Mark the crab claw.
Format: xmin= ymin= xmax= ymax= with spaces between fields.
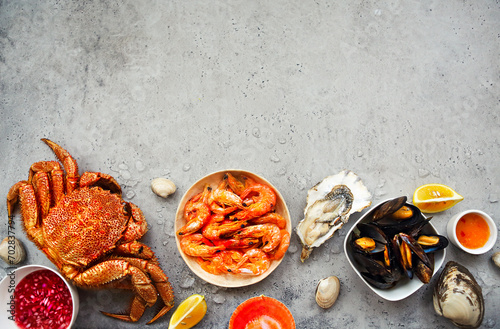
xmin=41 ymin=138 xmax=79 ymax=193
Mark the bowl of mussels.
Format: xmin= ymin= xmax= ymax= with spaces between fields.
xmin=344 ymin=196 xmax=448 ymax=301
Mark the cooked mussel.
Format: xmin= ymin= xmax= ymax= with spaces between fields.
xmin=370 ymin=196 xmax=407 ymax=222
xmin=373 ymin=203 xmax=429 ymax=237
xmin=417 ymin=235 xmax=449 ymax=253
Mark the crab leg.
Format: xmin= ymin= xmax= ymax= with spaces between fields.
xmin=31 ymin=172 xmax=51 ymax=219
xmin=7 ymin=182 xmax=44 ymax=247
xmin=71 ymin=259 xmax=158 ymax=322
xmin=112 ymin=257 xmax=175 ymax=324
xmin=7 ymin=181 xmax=27 ymax=219
xmin=28 ymin=161 xmax=65 ymax=204
xmin=41 ymin=138 xmax=79 ymax=194
xmin=80 ymin=172 xmax=122 ymax=195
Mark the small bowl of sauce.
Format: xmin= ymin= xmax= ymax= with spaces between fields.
xmin=447 ymin=210 xmax=497 ymax=255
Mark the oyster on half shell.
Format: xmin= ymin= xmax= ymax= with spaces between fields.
xmin=296 ymin=170 xmax=372 ymax=262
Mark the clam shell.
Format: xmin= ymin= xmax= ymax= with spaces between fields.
xmin=315 ymin=276 xmax=340 ymax=309
xmin=151 ymin=178 xmax=176 ymax=198
xmin=0 ymin=237 xmax=26 ymax=265
xmin=433 ymin=261 xmax=484 ymax=329
xmin=492 ymin=251 xmax=500 ymax=269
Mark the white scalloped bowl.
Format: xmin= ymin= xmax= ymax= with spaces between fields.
xmin=344 ymin=197 xmax=446 ymax=301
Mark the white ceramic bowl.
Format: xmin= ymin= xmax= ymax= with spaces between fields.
xmin=344 ymin=197 xmax=446 ymax=301
xmin=0 ymin=264 xmax=79 ymax=329
xmin=446 ymin=209 xmax=497 ymax=255
xmin=175 ymin=169 xmax=291 ymax=288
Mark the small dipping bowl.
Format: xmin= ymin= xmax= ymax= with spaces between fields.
xmin=447 ymin=210 xmax=497 ymax=255
xmin=0 ymin=264 xmax=79 ymax=329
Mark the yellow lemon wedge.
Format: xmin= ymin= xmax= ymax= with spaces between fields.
xmin=412 ymin=183 xmax=464 ymax=213
xmin=168 ymin=294 xmax=207 ymax=329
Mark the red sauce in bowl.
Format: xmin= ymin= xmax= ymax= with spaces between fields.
xmin=456 ymin=213 xmax=490 ymax=249
xmin=14 ymin=269 xmax=73 ymax=329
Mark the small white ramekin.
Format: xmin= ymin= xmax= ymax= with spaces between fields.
xmin=447 ymin=210 xmax=497 ymax=255
xmin=0 ymin=264 xmax=79 ymax=329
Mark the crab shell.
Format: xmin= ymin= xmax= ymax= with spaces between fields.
xmin=296 ymin=170 xmax=372 ymax=261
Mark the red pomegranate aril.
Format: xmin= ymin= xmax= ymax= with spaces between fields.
xmin=14 ymin=269 xmax=73 ymax=329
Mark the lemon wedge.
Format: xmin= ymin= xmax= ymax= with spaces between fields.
xmin=412 ymin=183 xmax=464 ymax=213
xmin=168 ymin=294 xmax=207 ymax=329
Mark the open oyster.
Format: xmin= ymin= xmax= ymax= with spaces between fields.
xmin=433 ymin=261 xmax=484 ymax=329
xmin=296 ymin=170 xmax=372 ymax=262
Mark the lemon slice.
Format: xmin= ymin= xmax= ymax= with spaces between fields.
xmin=168 ymin=294 xmax=207 ymax=329
xmin=412 ymin=183 xmax=464 ymax=213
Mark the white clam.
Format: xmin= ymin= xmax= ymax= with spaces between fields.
xmin=0 ymin=237 xmax=26 ymax=265
xmin=492 ymin=251 xmax=500 ymax=269
xmin=315 ymin=276 xmax=340 ymax=309
xmin=433 ymin=261 xmax=484 ymax=329
xmin=151 ymin=178 xmax=176 ymax=198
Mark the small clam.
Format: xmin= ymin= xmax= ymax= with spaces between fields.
xmin=151 ymin=178 xmax=176 ymax=198
xmin=0 ymin=237 xmax=26 ymax=265
xmin=315 ymin=276 xmax=340 ymax=309
xmin=492 ymin=251 xmax=500 ymax=269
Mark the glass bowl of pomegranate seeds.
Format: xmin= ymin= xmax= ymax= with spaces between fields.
xmin=0 ymin=265 xmax=79 ymax=329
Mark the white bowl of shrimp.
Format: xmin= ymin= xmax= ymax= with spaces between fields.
xmin=174 ymin=170 xmax=292 ymax=288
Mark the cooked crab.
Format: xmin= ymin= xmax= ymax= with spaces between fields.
xmin=7 ymin=139 xmax=174 ymax=323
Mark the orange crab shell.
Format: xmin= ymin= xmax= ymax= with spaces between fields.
xmin=44 ymin=187 xmax=128 ymax=267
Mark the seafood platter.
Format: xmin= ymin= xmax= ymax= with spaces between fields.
xmin=174 ymin=170 xmax=292 ymax=288
xmin=0 ymin=139 xmax=493 ymax=329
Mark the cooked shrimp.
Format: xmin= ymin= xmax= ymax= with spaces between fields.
xmin=235 ymin=249 xmax=270 ymax=275
xmin=177 ymin=201 xmax=211 ymax=236
xmin=268 ymin=230 xmax=290 ymax=260
xmin=232 ymin=184 xmax=276 ymax=220
xmin=232 ymin=223 xmax=281 ymax=253
xmin=213 ymin=250 xmax=244 ymax=273
xmin=180 ymin=234 xmax=225 ymax=257
xmin=209 ymin=178 xmax=245 ymax=208
xmin=250 ymin=212 xmax=287 ymax=229
xmin=202 ymin=214 xmax=248 ymax=240
xmin=209 ymin=203 xmax=239 ymax=215
xmin=225 ymin=173 xmax=246 ymax=196
xmin=212 ymin=237 xmax=260 ymax=249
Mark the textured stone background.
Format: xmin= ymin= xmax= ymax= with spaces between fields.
xmin=1 ymin=0 xmax=499 ymax=328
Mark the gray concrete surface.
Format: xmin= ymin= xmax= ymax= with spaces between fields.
xmin=1 ymin=0 xmax=499 ymax=328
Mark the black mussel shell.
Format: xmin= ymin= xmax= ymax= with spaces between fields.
xmin=360 ymin=271 xmax=398 ymax=290
xmin=399 ymin=233 xmax=433 ymax=268
xmin=357 ymin=223 xmax=388 ymax=244
xmin=414 ymin=254 xmax=434 ymax=284
xmin=371 ymin=196 xmax=407 ymax=222
xmin=374 ymin=204 xmax=429 ymax=237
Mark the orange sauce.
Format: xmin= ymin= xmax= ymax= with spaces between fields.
xmin=456 ymin=213 xmax=490 ymax=249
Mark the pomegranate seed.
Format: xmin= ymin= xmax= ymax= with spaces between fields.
xmin=14 ymin=270 xmax=73 ymax=329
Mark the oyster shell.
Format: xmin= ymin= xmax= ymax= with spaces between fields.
xmin=315 ymin=276 xmax=340 ymax=309
xmin=433 ymin=261 xmax=484 ymax=329
xmin=296 ymin=170 xmax=372 ymax=261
